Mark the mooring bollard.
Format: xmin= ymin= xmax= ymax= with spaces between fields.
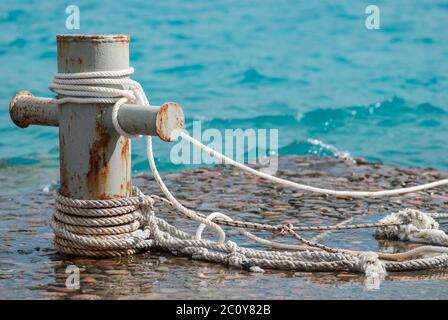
xmin=6 ymin=36 xmax=448 ymax=277
xmin=9 ymin=34 xmax=184 ymax=200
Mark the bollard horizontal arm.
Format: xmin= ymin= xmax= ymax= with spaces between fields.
xmin=9 ymin=91 xmax=185 ymax=142
xmin=10 ymin=91 xmax=59 ymax=128
xmin=118 ymin=102 xmax=184 ymax=141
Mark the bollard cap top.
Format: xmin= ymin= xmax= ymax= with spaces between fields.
xmin=57 ymin=34 xmax=130 ymax=43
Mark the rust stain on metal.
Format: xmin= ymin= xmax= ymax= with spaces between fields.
xmin=9 ymin=91 xmax=33 ymax=128
xmin=120 ymin=138 xmax=130 ymax=161
xmin=119 ymin=137 xmax=131 ymax=195
xmin=57 ymin=39 xmax=71 ymax=68
xmin=86 ymin=109 xmax=112 ymax=199
xmin=156 ymin=102 xmax=185 ymax=142
xmin=59 ymin=133 xmax=69 ymax=196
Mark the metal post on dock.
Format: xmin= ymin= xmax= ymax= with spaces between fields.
xmin=9 ymin=34 xmax=184 ymax=200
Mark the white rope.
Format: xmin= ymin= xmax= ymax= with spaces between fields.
xmin=50 ymin=68 xmax=228 ymax=245
xmin=180 ymin=131 xmax=448 ymax=198
xmin=47 ymin=67 xmax=448 ymax=288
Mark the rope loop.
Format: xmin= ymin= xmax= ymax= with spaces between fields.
xmin=195 ymin=212 xmax=232 ymax=243
xmin=50 ymin=67 xmax=143 ymax=139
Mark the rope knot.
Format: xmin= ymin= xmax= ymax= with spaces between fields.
xmin=357 ymin=252 xmax=386 ymax=290
xmin=191 ymin=248 xmax=209 ymax=260
xmin=225 ymin=240 xmax=238 ymax=253
xmin=226 ymin=252 xmax=246 ymax=267
xmin=138 ymin=194 xmax=155 ymax=208
xmin=274 ymin=223 xmax=294 ymax=236
xmin=375 ymin=209 xmax=448 ymax=246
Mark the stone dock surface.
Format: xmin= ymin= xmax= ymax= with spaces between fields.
xmin=1 ymin=156 xmax=448 ymax=299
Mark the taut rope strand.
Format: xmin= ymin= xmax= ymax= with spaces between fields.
xmin=180 ymin=131 xmax=448 ymax=197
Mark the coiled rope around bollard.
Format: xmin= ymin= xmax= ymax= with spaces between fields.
xmin=50 ymin=187 xmax=154 ymax=257
xmin=48 ymin=67 xmax=448 ymax=288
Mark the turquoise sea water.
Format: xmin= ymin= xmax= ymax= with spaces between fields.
xmin=0 ymin=0 xmax=447 ymax=193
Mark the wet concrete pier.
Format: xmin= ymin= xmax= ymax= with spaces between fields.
xmin=1 ymin=156 xmax=448 ymax=299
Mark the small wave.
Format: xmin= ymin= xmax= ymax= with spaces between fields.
xmin=299 ymin=96 xmax=446 ymax=131
xmin=187 ymin=114 xmax=299 ymax=128
xmin=37 ymin=51 xmax=57 ymax=60
xmin=9 ymin=38 xmax=26 ymax=48
xmin=0 ymin=9 xmax=26 ymax=24
xmin=306 ymin=139 xmax=354 ymax=162
xmin=236 ymin=68 xmax=287 ymax=85
xmin=154 ymin=63 xmax=205 ymax=74
xmin=278 ymin=139 xmax=354 ymax=162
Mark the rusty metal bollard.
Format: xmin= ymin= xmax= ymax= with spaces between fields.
xmin=9 ymin=34 xmax=184 ymax=200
